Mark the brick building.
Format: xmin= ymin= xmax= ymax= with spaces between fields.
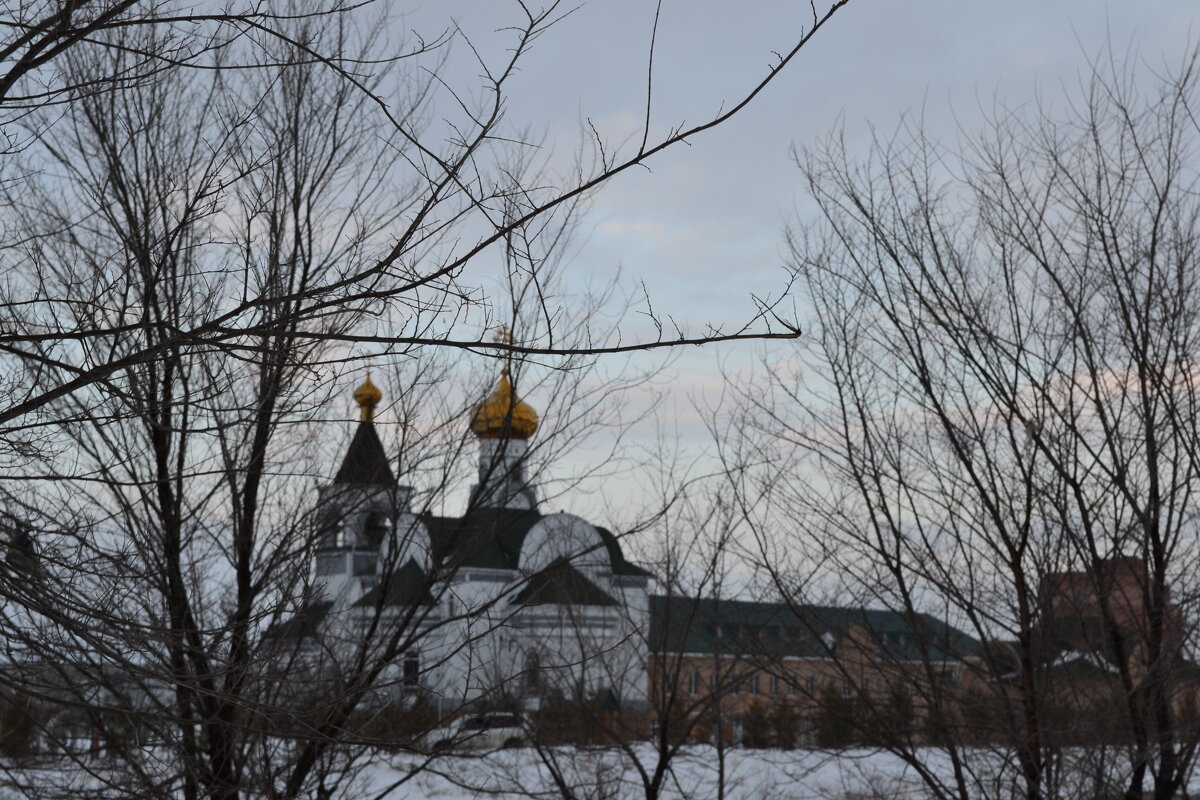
xmin=1038 ymin=556 xmax=1183 ymax=660
xmin=647 ymin=595 xmax=978 ymax=746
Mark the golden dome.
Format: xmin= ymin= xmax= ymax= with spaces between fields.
xmin=353 ymin=374 xmax=383 ymax=421
xmin=470 ymin=368 xmax=539 ymax=440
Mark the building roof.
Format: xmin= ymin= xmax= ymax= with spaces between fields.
xmin=424 ymin=506 xmax=537 ymax=571
xmin=334 ymin=421 xmax=395 ymax=486
xmin=595 ymin=527 xmax=654 ymax=578
xmin=648 ymin=595 xmax=978 ymax=662
xmin=511 ymin=558 xmax=618 ymax=607
xmin=423 ymin=506 xmax=651 ymax=577
xmin=354 ymin=559 xmax=436 ymax=607
xmin=265 ymin=601 xmax=333 ymax=640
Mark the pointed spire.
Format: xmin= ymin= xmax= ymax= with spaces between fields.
xmin=336 ymin=376 xmax=395 ymax=486
xmin=335 ymin=423 xmax=395 ymax=485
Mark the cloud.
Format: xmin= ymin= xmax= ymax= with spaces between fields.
xmin=598 ymin=219 xmax=668 ymax=237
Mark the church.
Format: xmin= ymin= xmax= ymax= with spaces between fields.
xmin=275 ymin=354 xmax=988 ymax=743
xmin=279 ymin=355 xmax=655 ymax=714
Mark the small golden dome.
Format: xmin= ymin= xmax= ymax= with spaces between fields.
xmin=471 ymin=368 xmax=539 ymax=440
xmin=353 ymin=374 xmax=383 ymax=421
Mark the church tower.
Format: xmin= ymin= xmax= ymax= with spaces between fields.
xmin=313 ymin=374 xmax=404 ymax=604
xmin=468 ymin=329 xmax=539 ymax=510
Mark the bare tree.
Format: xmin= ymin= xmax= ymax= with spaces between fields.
xmin=0 ymin=2 xmax=858 ymax=797
xmin=0 ymin=0 xmax=408 ymax=127
xmin=721 ymin=46 xmax=1200 ymax=800
xmin=0 ymin=0 xmax=852 ymax=460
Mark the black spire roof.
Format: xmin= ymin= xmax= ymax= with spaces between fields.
xmin=334 ymin=421 xmax=396 ymax=486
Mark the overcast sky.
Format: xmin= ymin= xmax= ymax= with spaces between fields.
xmin=420 ymin=0 xmax=1194 ymax=329
xmin=394 ymin=1 xmax=1196 ymax=521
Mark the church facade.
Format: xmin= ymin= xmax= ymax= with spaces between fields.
xmin=287 ymin=362 xmax=654 ymax=713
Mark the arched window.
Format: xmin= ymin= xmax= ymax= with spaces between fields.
xmin=361 ymin=511 xmax=389 ymax=548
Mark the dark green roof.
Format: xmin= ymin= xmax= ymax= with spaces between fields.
xmin=335 ymin=421 xmax=395 ymax=486
xmin=596 ymin=527 xmax=654 ymax=578
xmin=649 ymin=595 xmax=978 ymax=662
xmin=354 ymin=559 xmax=436 ymax=607
xmin=424 ymin=507 xmax=651 ymax=576
xmin=425 ymin=507 xmax=540 ymax=571
xmin=512 ymin=559 xmax=618 ymax=607
xmin=265 ymin=601 xmax=333 ymax=640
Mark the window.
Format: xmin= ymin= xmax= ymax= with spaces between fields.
xmin=770 ymin=675 xmax=780 ymax=696
xmin=861 ymin=678 xmax=870 ymax=694
xmin=689 ymin=671 xmax=701 ymax=696
xmin=843 ymin=678 xmax=853 ymax=698
xmin=362 ymin=511 xmax=390 ymax=548
xmin=403 ymin=654 xmax=420 ymax=688
xmin=803 ymin=715 xmax=816 ymax=745
xmin=316 ymin=509 xmax=342 ymax=550
xmin=315 ymin=553 xmax=342 ymax=576
xmin=732 ymin=674 xmax=740 ymax=695
xmin=805 ymin=676 xmax=815 ymax=695
xmin=788 ymin=677 xmax=798 ymax=697
xmin=524 ymin=652 xmax=542 ymax=691
xmin=751 ymin=674 xmax=761 ymax=695
xmin=352 ymin=553 xmax=377 ymax=576
xmin=465 ymin=714 xmax=520 ymax=729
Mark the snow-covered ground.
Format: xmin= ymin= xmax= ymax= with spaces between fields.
xmin=364 ymin=744 xmax=1200 ymax=800
xmin=2 ymin=745 xmax=1192 ymax=798
xmin=366 ymin=745 xmax=978 ymax=800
